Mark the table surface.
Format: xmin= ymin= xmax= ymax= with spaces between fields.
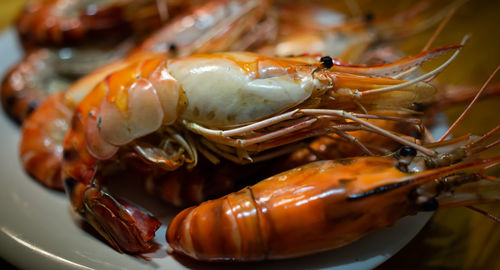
xmin=0 ymin=0 xmax=499 ymax=269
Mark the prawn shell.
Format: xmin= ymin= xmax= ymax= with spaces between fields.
xmin=98 ymin=78 xmax=164 ymax=146
xmin=20 ymin=93 xmax=72 ymax=189
xmin=1 ymin=49 xmax=69 ymax=124
xmin=167 ymin=157 xmax=415 ymax=261
xmin=96 ymin=57 xmax=180 ymax=147
xmin=16 ymin=0 xmax=132 ymax=47
xmin=167 ymin=52 xmax=317 ymax=127
xmin=132 ymin=0 xmax=270 ymax=56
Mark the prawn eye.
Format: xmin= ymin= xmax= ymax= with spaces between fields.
xmin=320 ymin=56 xmax=334 ymax=68
xmin=169 ymin=43 xmax=177 ymax=52
xmin=399 ymin=146 xmax=417 ymax=157
xmin=364 ymin=12 xmax=374 ymax=24
xmin=419 ymin=197 xmax=439 ymax=211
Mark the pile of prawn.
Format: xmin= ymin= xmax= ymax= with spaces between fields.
xmin=1 ymin=0 xmax=499 ymax=264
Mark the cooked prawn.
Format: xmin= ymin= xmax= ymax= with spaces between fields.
xmin=19 ymin=55 xmax=142 ymax=189
xmin=166 ymin=147 xmax=500 ymax=261
xmin=258 ymin=0 xmax=464 ymax=62
xmin=164 ymin=65 xmax=500 ymax=261
xmin=59 ymin=41 xmax=465 ymax=253
xmin=16 ymin=0 xmax=165 ymax=47
xmin=18 ymin=0 xmax=277 ymax=190
xmin=1 ymin=40 xmax=134 ymax=124
xmin=132 ymin=0 xmax=272 ymax=57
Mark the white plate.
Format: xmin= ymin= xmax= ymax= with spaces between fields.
xmin=0 ymin=27 xmax=439 ymax=270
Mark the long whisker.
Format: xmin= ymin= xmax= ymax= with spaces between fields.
xmin=470 ymin=138 xmax=500 ymax=155
xmin=156 ymin=0 xmax=169 ymax=23
xmin=438 ymin=65 xmax=500 ymax=141
xmin=424 ymin=127 xmax=436 ymax=143
xmin=344 ymin=0 xmax=362 ymax=17
xmin=332 ymin=129 xmax=375 ymax=156
xmin=391 ymin=7 xmax=458 ymax=80
xmin=481 ymin=175 xmax=500 ymax=181
xmin=470 ymin=124 xmax=500 ymax=147
xmin=421 ymin=5 xmax=457 ymax=52
xmin=475 ymin=158 xmax=500 ymax=181
xmin=361 ymin=35 xmax=468 ymax=96
xmin=466 ymin=206 xmax=500 ymax=224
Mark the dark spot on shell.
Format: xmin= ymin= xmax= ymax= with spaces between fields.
xmin=169 ymin=43 xmax=177 ymax=52
xmin=226 ymin=114 xmax=235 ymax=122
xmin=419 ymin=198 xmax=439 ymax=211
xmin=364 ymin=12 xmax=374 ymax=24
xmin=399 ymin=146 xmax=417 ymax=157
xmin=63 ymin=149 xmax=79 ymax=162
xmin=206 ymin=111 xmax=215 ymax=120
xmin=97 ymin=117 xmax=102 ymax=131
xmin=5 ymin=95 xmax=17 ymax=108
xmin=320 ymin=56 xmax=334 ymax=68
xmin=26 ymin=100 xmax=39 ymax=116
xmin=412 ymin=102 xmax=426 ymax=112
xmin=70 ymin=116 xmax=79 ymax=130
xmin=63 ymin=177 xmax=78 ymax=196
xmin=338 ymin=178 xmax=355 ymax=185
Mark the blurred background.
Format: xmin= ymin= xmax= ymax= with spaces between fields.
xmin=0 ymin=0 xmax=498 ymax=269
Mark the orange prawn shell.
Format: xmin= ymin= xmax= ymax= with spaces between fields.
xmin=167 ymin=157 xmax=416 ymax=261
xmin=16 ymin=0 xmax=132 ymax=47
xmin=1 ymin=49 xmax=54 ymax=124
xmin=76 ymin=56 xmax=167 ymax=129
xmin=20 ymin=93 xmax=72 ymax=189
xmin=62 ymin=55 xmax=169 ymax=182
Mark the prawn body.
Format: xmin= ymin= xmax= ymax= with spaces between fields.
xmin=95 ymin=49 xmax=453 ymax=156
xmin=167 ymin=147 xmax=500 ymax=261
xmin=167 ymin=157 xmax=416 ymax=261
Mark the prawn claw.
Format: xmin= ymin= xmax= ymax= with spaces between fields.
xmin=65 ymin=177 xmax=161 ymax=253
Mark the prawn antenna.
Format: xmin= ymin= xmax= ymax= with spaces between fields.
xmin=156 ymin=0 xmax=169 ymax=23
xmin=421 ymin=3 xmax=458 ymax=52
xmin=393 ymin=4 xmax=459 ymax=80
xmin=466 ymin=206 xmax=500 ymax=224
xmin=344 ymin=0 xmax=362 ymax=17
xmin=470 ymin=137 xmax=500 ymax=155
xmin=438 ymin=65 xmax=500 ymax=142
xmin=361 ymin=35 xmax=468 ymax=96
xmin=464 ymin=152 xmax=500 ymax=223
